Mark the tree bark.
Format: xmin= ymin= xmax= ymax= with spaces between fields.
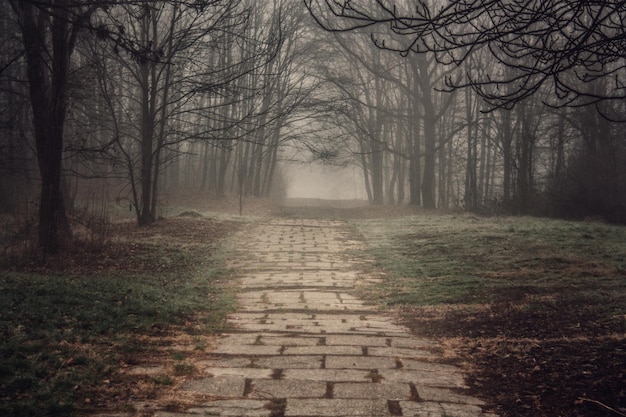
xmin=408 ymin=58 xmax=422 ymax=206
xmin=13 ymin=1 xmax=75 ymax=253
xmin=420 ymin=84 xmax=437 ymax=209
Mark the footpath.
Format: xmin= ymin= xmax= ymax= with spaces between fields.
xmin=100 ymin=218 xmax=497 ymax=417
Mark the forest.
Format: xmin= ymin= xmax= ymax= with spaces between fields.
xmin=1 ymin=0 xmax=625 ymax=255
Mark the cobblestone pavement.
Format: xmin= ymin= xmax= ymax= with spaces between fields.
xmin=98 ymin=218 xmax=497 ymax=417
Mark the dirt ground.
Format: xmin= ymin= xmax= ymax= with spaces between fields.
xmin=4 ymin=198 xmax=623 ymax=416
xmin=400 ymin=299 xmax=625 ymax=417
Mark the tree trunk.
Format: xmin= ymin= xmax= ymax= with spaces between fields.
xmin=14 ymin=1 xmax=74 ymax=253
xmin=360 ymin=137 xmax=373 ymax=203
xmin=477 ymin=112 xmax=488 ymax=206
xmin=464 ymin=88 xmax=477 ymax=210
xmin=409 ymin=113 xmax=422 ymax=206
xmin=516 ymin=101 xmax=536 ymax=213
xmin=138 ymin=58 xmax=155 ymax=225
xmin=421 ymin=88 xmax=437 ymax=209
xmin=500 ymin=109 xmax=514 ymax=204
xmin=408 ymin=58 xmax=422 ymax=206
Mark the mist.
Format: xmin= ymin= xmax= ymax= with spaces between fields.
xmin=1 ymin=2 xmax=625 ymax=415
xmin=0 ymin=0 xmax=625 ymax=254
xmin=283 ymin=162 xmax=366 ymax=202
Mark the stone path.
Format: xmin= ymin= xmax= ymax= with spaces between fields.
xmin=107 ymin=218 xmax=497 ymax=417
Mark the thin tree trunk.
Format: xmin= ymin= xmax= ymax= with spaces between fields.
xmin=464 ymin=87 xmax=478 ymax=211
xmin=478 ymin=112 xmax=488 ymax=207
xmin=408 ymin=59 xmax=422 ymax=206
xmin=500 ymin=109 xmax=514 ymax=204
xmin=138 ymin=57 xmax=154 ymax=225
xmin=421 ymin=88 xmax=437 ymax=209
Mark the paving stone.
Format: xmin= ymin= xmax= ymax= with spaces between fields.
xmin=399 ymin=359 xmax=461 ymax=373
xmin=325 ymin=335 xmax=390 ymax=347
xmin=228 ymin=312 xmax=268 ymax=320
xmin=217 ymin=334 xmax=262 ymax=345
xmin=211 ymin=344 xmax=282 ymax=356
xmin=305 ymin=291 xmax=343 ymax=299
xmin=205 ymin=367 xmax=274 ymax=379
xmin=325 ymin=355 xmax=397 ymax=370
xmin=249 ymin=379 xmax=327 ymax=399
xmin=345 ymin=328 xmax=409 ymax=336
xmin=397 ymin=401 xmax=448 ymax=417
xmin=181 ymin=376 xmax=245 ymax=397
xmin=283 ymin=369 xmax=372 ymax=382
xmin=237 ymin=323 xmax=327 ymax=333
xmin=399 ymin=401 xmax=489 ymax=417
xmin=303 ymin=302 xmax=346 ymax=310
xmin=368 ymin=346 xmax=436 ymax=358
xmin=259 ymin=335 xmax=322 ymax=346
xmin=266 ymin=313 xmax=316 ymax=320
xmin=230 ymin=323 xmax=288 ymax=332
xmin=416 ymin=385 xmax=485 ymax=405
xmin=253 ymin=355 xmax=324 ymax=369
xmin=302 ymin=322 xmax=380 ymax=333
xmin=282 ymin=345 xmax=363 ymax=355
xmin=284 ymin=398 xmax=392 ymax=417
xmin=333 ymin=382 xmax=412 ymax=400
xmin=313 ymin=314 xmax=371 ymax=321
xmin=197 ymin=358 xmax=253 ymax=368
xmin=350 ymin=321 xmax=409 ymax=332
xmin=124 ymin=365 xmax=165 ymax=375
xmin=378 ymin=369 xmax=467 ymax=388
xmin=186 ymin=400 xmax=272 ymax=416
xmin=118 ymin=219 xmax=496 ymax=417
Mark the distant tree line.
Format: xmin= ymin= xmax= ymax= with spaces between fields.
xmin=0 ymin=0 xmax=329 ymax=253
xmin=1 ymin=0 xmax=625 ymax=254
xmin=305 ymin=0 xmax=626 ymax=221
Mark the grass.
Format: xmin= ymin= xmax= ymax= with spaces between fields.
xmin=352 ymin=214 xmax=626 ymax=308
xmin=0 ymin=217 xmax=240 ymax=417
xmin=351 ymin=213 xmax=626 ymax=416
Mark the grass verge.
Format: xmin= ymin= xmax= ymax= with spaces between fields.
xmin=352 ymin=214 xmax=626 ymax=417
xmin=0 ymin=216 xmax=240 ymax=416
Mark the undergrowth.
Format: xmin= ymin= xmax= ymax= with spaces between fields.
xmin=0 ymin=216 xmax=239 ymax=416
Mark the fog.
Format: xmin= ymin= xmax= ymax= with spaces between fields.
xmin=284 ymin=162 xmax=366 ymax=201
xmin=1 ymin=0 xmax=626 ymax=255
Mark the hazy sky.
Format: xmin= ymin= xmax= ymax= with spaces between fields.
xmin=285 ymin=162 xmax=365 ymax=200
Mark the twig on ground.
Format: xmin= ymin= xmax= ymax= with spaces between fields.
xmin=578 ymin=398 xmax=626 ymax=417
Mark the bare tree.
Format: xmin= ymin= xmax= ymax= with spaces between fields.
xmin=6 ymin=0 xmax=104 ymax=253
xmin=89 ymin=1 xmax=257 ymax=225
xmin=305 ymin=0 xmax=626 ymax=112
xmin=305 ymin=0 xmax=625 ymax=220
xmin=0 ymin=2 xmax=35 ymax=214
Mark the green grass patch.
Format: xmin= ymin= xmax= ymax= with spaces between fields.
xmin=352 ymin=214 xmax=626 ymax=308
xmin=352 ymin=214 xmax=626 ymax=416
xmin=0 ymin=218 xmax=239 ymax=416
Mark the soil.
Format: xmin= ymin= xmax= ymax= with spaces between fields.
xmin=3 ymin=199 xmax=624 ymax=416
xmin=401 ymin=298 xmax=625 ymax=417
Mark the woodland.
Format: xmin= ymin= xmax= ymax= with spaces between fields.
xmin=1 ymin=2 xmax=625 ymax=416
xmin=1 ymin=0 xmax=625 ymax=255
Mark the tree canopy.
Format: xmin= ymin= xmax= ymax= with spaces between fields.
xmin=305 ymin=0 xmax=626 ymax=114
